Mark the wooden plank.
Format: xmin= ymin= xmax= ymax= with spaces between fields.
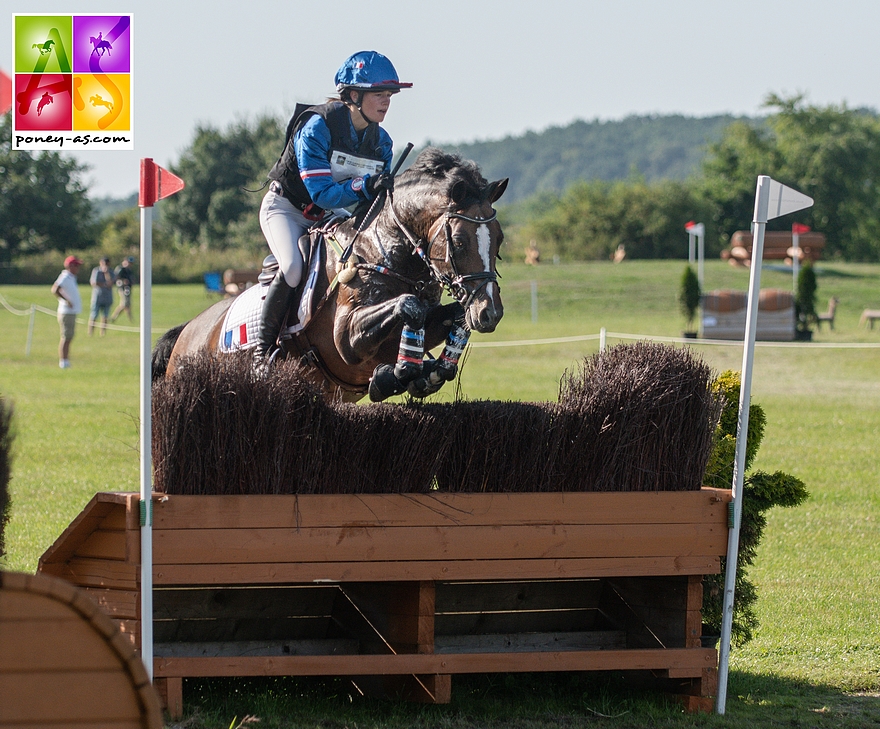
xmin=153 ymin=489 xmax=730 ymax=530
xmin=83 ymin=587 xmax=139 ymax=620
xmin=153 ymin=555 xmax=721 ymax=585
xmin=0 ymin=671 xmax=142 ymax=723
xmin=37 ymin=492 xmax=131 ymax=567
xmin=76 ymin=529 xmax=128 ymax=561
xmin=38 ymin=557 xmax=139 ymax=590
xmin=154 ymin=676 xmax=183 ymax=721
xmin=154 ymin=585 xmax=338 ymax=620
xmin=154 ymin=638 xmax=359 ymax=658
xmin=434 ymin=630 xmax=626 ymax=654
xmin=0 ymin=616 xmax=121 ymax=672
xmin=436 ymin=579 xmax=602 ymax=613
xmin=152 ymin=523 xmax=727 ymax=565
xmin=154 ymin=616 xmax=333 ymax=644
xmin=154 ymin=647 xmax=717 ymax=677
xmin=435 ymin=609 xmax=600 ymax=636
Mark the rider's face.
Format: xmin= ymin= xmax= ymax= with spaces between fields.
xmin=359 ymin=90 xmax=393 ymax=123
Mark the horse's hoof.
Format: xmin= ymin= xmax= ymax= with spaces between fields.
xmin=369 ymin=364 xmax=407 ymax=402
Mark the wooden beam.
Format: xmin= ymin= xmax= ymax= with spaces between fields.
xmin=154 ymin=647 xmax=717 ymax=678
xmin=152 ymin=555 xmax=721 ymax=585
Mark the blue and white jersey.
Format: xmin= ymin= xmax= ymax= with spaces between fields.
xmin=294 ymin=113 xmax=393 ymax=210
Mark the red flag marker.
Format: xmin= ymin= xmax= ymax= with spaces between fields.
xmin=0 ymin=70 xmax=12 ymax=115
xmin=139 ymin=157 xmax=185 ymax=207
xmin=792 ymin=222 xmax=811 ymax=235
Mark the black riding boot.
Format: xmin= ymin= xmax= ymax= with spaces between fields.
xmin=255 ymin=272 xmax=295 ymax=363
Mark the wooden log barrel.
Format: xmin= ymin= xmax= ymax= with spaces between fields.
xmin=0 ymin=570 xmax=163 ymax=728
xmin=701 ymin=290 xmax=747 ymax=314
xmin=758 ymin=289 xmax=794 ymax=311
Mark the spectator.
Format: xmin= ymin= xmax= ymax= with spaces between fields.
xmin=88 ymin=256 xmax=115 ymax=336
xmin=50 ymin=255 xmax=83 ymax=369
xmin=111 ymin=257 xmax=135 ymax=323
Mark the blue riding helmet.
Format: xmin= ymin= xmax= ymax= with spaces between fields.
xmin=335 ymin=51 xmax=412 ymax=93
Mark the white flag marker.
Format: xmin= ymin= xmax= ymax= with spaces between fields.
xmin=715 ymin=177 xmax=812 ymax=714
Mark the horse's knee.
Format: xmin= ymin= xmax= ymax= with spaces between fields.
xmin=395 ymin=295 xmax=427 ymax=329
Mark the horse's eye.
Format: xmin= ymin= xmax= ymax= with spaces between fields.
xmin=452 ymin=235 xmax=468 ymax=249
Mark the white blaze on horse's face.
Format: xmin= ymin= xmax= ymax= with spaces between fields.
xmin=476 ymin=223 xmax=494 ymax=297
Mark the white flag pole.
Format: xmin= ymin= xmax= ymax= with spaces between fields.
xmin=139 ymin=180 xmax=154 ymax=682
xmin=715 ymin=177 xmax=813 ymax=714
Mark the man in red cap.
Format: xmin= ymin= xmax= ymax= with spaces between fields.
xmin=51 ymin=256 xmax=83 ymax=369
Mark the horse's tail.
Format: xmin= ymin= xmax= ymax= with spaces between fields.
xmin=151 ymin=323 xmax=187 ymax=381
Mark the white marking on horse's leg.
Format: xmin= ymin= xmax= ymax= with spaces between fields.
xmin=477 ymin=224 xmax=492 ymax=271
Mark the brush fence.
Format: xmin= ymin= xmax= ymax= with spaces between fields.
xmin=39 ymin=487 xmax=731 ymax=716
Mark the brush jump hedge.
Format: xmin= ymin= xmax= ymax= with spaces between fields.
xmin=39 ymin=344 xmax=730 ymax=716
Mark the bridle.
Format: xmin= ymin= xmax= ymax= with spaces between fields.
xmin=385 ymin=192 xmax=500 ymax=308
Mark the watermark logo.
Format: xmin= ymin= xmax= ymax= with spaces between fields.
xmin=12 ymin=13 xmax=133 ymax=150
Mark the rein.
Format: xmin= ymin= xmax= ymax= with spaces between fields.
xmin=385 ymin=192 xmax=499 ymax=307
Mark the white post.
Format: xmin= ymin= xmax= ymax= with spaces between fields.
xmin=715 ymin=177 xmax=813 ymax=714
xmin=599 ymin=327 xmax=607 ymax=352
xmin=139 ymin=204 xmax=154 ymax=681
xmin=688 ymin=232 xmax=695 ymax=265
xmin=530 ymin=280 xmax=538 ymax=323
xmin=792 ymin=230 xmax=800 ymax=292
xmin=25 ymin=304 xmax=35 ymax=356
xmin=697 ymin=230 xmax=705 ymax=290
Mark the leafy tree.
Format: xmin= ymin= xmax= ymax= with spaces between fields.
xmin=679 ymin=265 xmax=701 ymax=332
xmin=795 ymin=261 xmax=818 ymax=333
xmin=0 ymin=113 xmax=95 ymax=262
xmin=524 ymin=176 xmax=716 ymax=261
xmin=700 ymin=95 xmax=880 ymax=259
xmin=163 ymin=115 xmax=283 ymax=251
xmin=701 ymin=371 xmax=809 ymax=645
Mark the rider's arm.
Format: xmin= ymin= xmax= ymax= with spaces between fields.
xmin=294 ymin=116 xmax=365 ymax=210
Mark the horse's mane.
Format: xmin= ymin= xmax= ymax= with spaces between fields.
xmin=402 ymin=147 xmax=489 ymax=206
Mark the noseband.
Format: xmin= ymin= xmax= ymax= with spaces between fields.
xmin=387 ymin=195 xmax=499 ymax=307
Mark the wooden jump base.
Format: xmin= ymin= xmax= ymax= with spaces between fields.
xmin=0 ymin=569 xmax=162 ymax=728
xmin=38 ymin=488 xmax=731 ymax=717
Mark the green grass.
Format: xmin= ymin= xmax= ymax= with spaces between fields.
xmin=1 ymin=260 xmax=878 ymax=727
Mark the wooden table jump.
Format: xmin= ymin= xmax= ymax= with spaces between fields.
xmin=39 ymin=488 xmax=731 ymax=716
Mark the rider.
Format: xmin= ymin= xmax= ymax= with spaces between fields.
xmin=254 ymin=50 xmax=412 ymax=365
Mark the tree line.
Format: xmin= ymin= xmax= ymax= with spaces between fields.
xmin=2 ymin=95 xmax=879 ymax=281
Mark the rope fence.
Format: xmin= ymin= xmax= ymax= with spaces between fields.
xmin=3 ymin=291 xmax=879 ymax=352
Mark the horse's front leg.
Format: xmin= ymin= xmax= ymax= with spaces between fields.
xmin=405 ymin=303 xmax=470 ymax=398
xmin=335 ymin=293 xmax=427 ymax=366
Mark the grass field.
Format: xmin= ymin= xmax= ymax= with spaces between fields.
xmin=1 ymin=259 xmax=878 ymax=728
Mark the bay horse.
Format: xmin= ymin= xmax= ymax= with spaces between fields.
xmin=152 ymin=148 xmax=508 ymax=403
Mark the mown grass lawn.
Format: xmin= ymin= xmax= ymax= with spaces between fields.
xmin=1 ymin=259 xmax=878 ymax=727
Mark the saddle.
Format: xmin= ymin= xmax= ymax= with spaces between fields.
xmin=218 ymin=231 xmax=325 ymax=353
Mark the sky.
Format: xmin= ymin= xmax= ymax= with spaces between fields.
xmin=2 ymin=0 xmax=879 ymax=199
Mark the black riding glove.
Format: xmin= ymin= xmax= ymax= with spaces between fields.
xmin=364 ymin=173 xmax=394 ymax=199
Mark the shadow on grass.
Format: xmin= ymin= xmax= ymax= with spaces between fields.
xmin=171 ymin=671 xmax=880 ymax=729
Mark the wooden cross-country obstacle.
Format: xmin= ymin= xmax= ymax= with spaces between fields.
xmin=38 ymin=487 xmax=731 ymax=717
xmin=0 ymin=569 xmax=162 ymax=728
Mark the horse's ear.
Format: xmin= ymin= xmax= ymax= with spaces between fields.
xmin=450 ymin=180 xmax=468 ymax=205
xmin=487 ymin=178 xmax=509 ymax=204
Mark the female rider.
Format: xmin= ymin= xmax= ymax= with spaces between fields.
xmin=255 ymin=50 xmax=412 ymax=364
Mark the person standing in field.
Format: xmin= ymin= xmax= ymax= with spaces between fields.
xmin=88 ymin=256 xmax=115 ymax=336
xmin=110 ymin=257 xmax=135 ymax=323
xmin=51 ymin=255 xmax=83 ymax=369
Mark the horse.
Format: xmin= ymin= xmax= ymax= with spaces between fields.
xmin=89 ymin=94 xmax=113 ymax=111
xmin=152 ymin=148 xmax=508 ymax=403
xmin=90 ymin=35 xmax=112 ymax=56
